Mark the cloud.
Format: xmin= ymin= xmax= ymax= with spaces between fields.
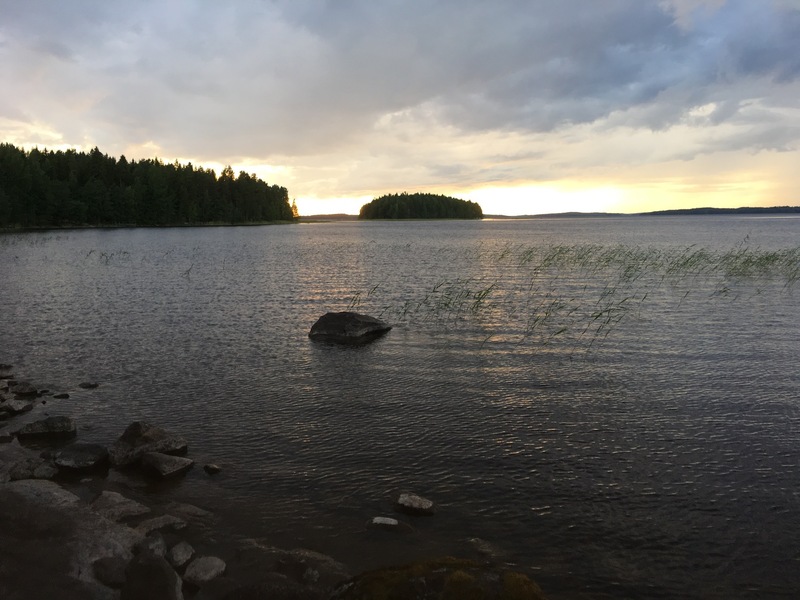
xmin=0 ymin=0 xmax=799 ymax=209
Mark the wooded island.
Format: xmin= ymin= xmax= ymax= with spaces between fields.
xmin=359 ymin=192 xmax=483 ymax=220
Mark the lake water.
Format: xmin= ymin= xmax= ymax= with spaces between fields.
xmin=2 ymin=216 xmax=799 ymax=598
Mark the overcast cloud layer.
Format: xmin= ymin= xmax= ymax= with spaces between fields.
xmin=1 ymin=0 xmax=799 ymax=213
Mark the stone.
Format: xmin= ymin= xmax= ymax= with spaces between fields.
xmin=90 ymin=491 xmax=151 ymax=521
xmin=366 ymin=516 xmax=413 ymax=533
xmin=136 ymin=514 xmax=187 ymax=535
xmin=79 ymin=381 xmax=100 ymax=389
xmin=121 ymin=554 xmax=183 ymax=600
xmin=53 ymin=393 xmax=70 ymax=399
xmin=109 ymin=421 xmax=189 ymax=467
xmin=0 ymin=439 xmax=57 ymax=482
xmin=53 ymin=442 xmax=109 ymax=471
xmin=168 ymin=541 xmax=195 ymax=569
xmin=141 ymin=452 xmax=194 ymax=479
xmin=15 ymin=416 xmax=77 ymax=440
xmin=11 ymin=381 xmax=39 ymax=396
xmin=203 ymin=463 xmax=222 ymax=475
xmin=183 ymin=555 xmax=226 ymax=586
xmin=0 ymin=397 xmax=35 ymax=417
xmin=395 ymin=492 xmax=436 ymax=516
xmin=4 ymin=479 xmax=80 ymax=506
xmin=93 ymin=556 xmax=129 ymax=588
xmin=134 ymin=533 xmax=167 ymax=557
xmin=308 ymin=311 xmax=392 ymax=344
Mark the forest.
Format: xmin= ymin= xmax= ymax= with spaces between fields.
xmin=359 ymin=192 xmax=483 ymax=219
xmin=0 ymin=143 xmax=296 ymax=228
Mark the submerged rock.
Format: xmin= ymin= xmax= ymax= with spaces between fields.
xmin=367 ymin=516 xmax=413 ymax=533
xmin=309 ymin=311 xmax=392 ymax=344
xmin=90 ymin=490 xmax=151 ymax=522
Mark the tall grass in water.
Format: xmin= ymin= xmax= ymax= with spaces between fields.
xmin=345 ymin=242 xmax=800 ymax=351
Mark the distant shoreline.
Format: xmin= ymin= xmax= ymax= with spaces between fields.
xmin=300 ymin=206 xmax=800 ymax=222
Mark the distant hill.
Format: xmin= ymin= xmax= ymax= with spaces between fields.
xmin=484 ymin=206 xmax=800 ymax=219
xmin=359 ymin=192 xmax=483 ymax=220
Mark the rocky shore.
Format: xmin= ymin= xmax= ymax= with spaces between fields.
xmin=1 ymin=366 xmax=547 ymax=600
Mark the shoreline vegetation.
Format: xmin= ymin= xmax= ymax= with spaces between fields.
xmin=0 ymin=143 xmax=296 ymax=229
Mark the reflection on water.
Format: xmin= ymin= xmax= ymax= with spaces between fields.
xmin=1 ymin=217 xmax=799 ymax=599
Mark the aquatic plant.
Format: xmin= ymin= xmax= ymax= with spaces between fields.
xmin=346 ymin=241 xmax=800 ymax=352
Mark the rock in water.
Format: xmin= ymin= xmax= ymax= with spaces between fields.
xmin=141 ymin=452 xmax=194 ymax=479
xmin=395 ymin=492 xmax=436 ymax=516
xmin=15 ymin=416 xmax=77 ymax=440
xmin=183 ymin=556 xmax=226 ymax=585
xmin=308 ymin=311 xmax=392 ymax=344
xmin=109 ymin=421 xmax=189 ymax=467
xmin=53 ymin=443 xmax=109 ymax=471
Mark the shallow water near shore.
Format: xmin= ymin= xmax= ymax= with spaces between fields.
xmin=2 ymin=216 xmax=800 ymax=599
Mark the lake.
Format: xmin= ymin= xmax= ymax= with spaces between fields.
xmin=2 ymin=216 xmax=799 ymax=598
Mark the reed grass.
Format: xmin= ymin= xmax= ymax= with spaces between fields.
xmin=347 ymin=241 xmax=800 ymax=351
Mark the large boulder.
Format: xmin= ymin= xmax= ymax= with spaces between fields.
xmin=308 ymin=312 xmax=392 ymax=344
xmin=109 ymin=421 xmax=188 ymax=467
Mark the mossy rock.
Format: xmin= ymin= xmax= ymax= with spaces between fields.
xmin=330 ymin=557 xmax=546 ymax=600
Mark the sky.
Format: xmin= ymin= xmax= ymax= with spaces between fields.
xmin=1 ymin=0 xmax=799 ymax=216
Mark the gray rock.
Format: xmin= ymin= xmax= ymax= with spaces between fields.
xmin=54 ymin=443 xmax=109 ymax=471
xmin=168 ymin=541 xmax=195 ymax=569
xmin=0 ymin=397 xmax=35 ymax=417
xmin=15 ymin=415 xmax=77 ymax=440
xmin=203 ymin=463 xmax=222 ymax=475
xmin=0 ymin=439 xmax=57 ymax=482
xmin=134 ymin=533 xmax=167 ymax=558
xmin=53 ymin=392 xmax=70 ymax=399
xmin=183 ymin=555 xmax=226 ymax=586
xmin=79 ymin=381 xmax=99 ymax=389
xmin=367 ymin=516 xmax=414 ymax=533
xmin=11 ymin=381 xmax=39 ymax=396
xmin=5 ymin=479 xmax=80 ymax=506
xmin=308 ymin=311 xmax=392 ymax=344
xmin=141 ymin=452 xmax=194 ymax=479
xmin=90 ymin=491 xmax=151 ymax=521
xmin=93 ymin=556 xmax=129 ymax=588
xmin=136 ymin=514 xmax=187 ymax=535
xmin=394 ymin=492 xmax=436 ymax=516
xmin=121 ymin=554 xmax=183 ymax=600
xmin=109 ymin=421 xmax=189 ymax=467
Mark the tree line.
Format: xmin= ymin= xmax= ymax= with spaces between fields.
xmin=0 ymin=143 xmax=296 ymax=228
xmin=359 ymin=192 xmax=483 ymax=220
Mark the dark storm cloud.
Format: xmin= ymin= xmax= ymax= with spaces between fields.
xmin=1 ymin=0 xmax=798 ymax=163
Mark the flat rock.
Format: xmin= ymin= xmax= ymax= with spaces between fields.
xmin=15 ymin=415 xmax=77 ymax=440
xmin=11 ymin=381 xmax=39 ymax=396
xmin=136 ymin=514 xmax=187 ymax=535
xmin=367 ymin=516 xmax=414 ymax=533
xmin=308 ymin=311 xmax=392 ymax=344
xmin=395 ymin=492 xmax=436 ymax=516
xmin=90 ymin=491 xmax=151 ymax=521
xmin=183 ymin=555 xmax=226 ymax=586
xmin=54 ymin=442 xmax=109 ymax=471
xmin=141 ymin=451 xmax=194 ymax=479
xmin=109 ymin=421 xmax=189 ymax=467
xmin=79 ymin=381 xmax=99 ymax=389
